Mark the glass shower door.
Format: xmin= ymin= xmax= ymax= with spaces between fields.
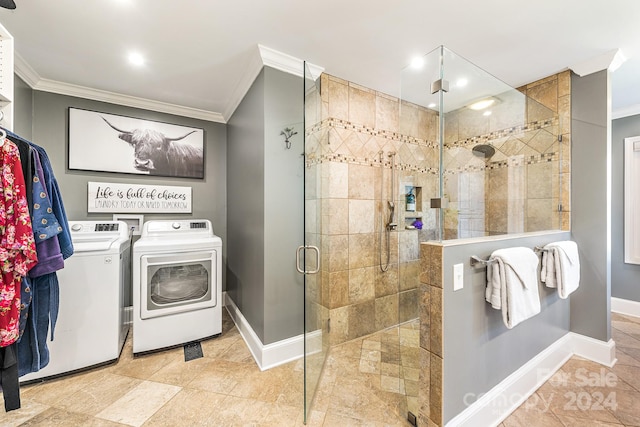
xmin=302 ymin=62 xmax=328 ymax=423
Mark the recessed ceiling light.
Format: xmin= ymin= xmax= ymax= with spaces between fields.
xmin=410 ymin=56 xmax=425 ymax=69
xmin=468 ymin=98 xmax=496 ymax=110
xmin=456 ymin=78 xmax=468 ymax=88
xmin=428 ymin=103 xmax=437 ymax=108
xmin=128 ymin=52 xmax=145 ymax=67
xmin=483 ymin=111 xmax=492 ymax=116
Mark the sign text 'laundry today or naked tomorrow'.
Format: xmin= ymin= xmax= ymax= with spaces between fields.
xmin=87 ymin=181 xmax=192 ymax=213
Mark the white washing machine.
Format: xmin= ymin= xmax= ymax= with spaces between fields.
xmin=133 ymin=219 xmax=222 ymax=355
xmin=21 ymin=220 xmax=131 ymax=382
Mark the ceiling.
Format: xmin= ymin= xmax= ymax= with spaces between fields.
xmin=1 ymin=0 xmax=639 ymax=123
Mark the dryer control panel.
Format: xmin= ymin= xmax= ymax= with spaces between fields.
xmin=142 ymin=219 xmax=213 ymax=238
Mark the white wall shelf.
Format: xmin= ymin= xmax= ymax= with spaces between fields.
xmin=0 ymin=23 xmax=14 ymax=131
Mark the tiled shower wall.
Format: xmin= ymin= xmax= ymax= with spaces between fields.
xmin=442 ymin=71 xmax=571 ymax=238
xmin=518 ymin=71 xmax=572 ymax=231
xmin=418 ymin=242 xmax=443 ymax=426
xmin=306 ymin=74 xmax=440 ymax=345
xmin=305 ymin=71 xmax=570 ymax=344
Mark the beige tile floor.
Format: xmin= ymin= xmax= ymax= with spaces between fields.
xmin=500 ymin=312 xmax=640 ymax=427
xmin=1 ymin=311 xmax=639 ymax=426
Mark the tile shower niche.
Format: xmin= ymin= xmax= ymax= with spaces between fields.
xmin=403 ymin=184 xmax=423 ymax=229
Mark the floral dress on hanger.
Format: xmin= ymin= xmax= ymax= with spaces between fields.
xmin=0 ymin=138 xmax=38 ymax=347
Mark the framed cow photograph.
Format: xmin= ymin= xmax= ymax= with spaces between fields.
xmin=68 ymin=108 xmax=205 ymax=179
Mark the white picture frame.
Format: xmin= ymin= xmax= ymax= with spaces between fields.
xmin=68 ymin=107 xmax=205 ymax=179
xmin=625 ymin=136 xmax=640 ymax=264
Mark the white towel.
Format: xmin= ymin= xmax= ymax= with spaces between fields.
xmin=485 ymin=247 xmax=541 ymax=329
xmin=541 ymin=240 xmax=580 ymax=299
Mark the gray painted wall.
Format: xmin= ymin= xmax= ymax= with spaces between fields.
xmin=227 ymin=69 xmax=267 ymax=341
xmin=21 ymin=88 xmax=227 ymax=306
xmin=227 ymin=67 xmax=304 ymax=345
xmin=32 ymin=91 xmax=227 ymax=230
xmin=442 ymin=231 xmax=571 ymax=423
xmin=570 ymin=70 xmax=611 ymax=341
xmin=263 ymin=67 xmax=304 ymax=343
xmin=226 ymin=67 xmax=304 ymax=345
xmin=14 ymin=76 xmax=33 ymax=139
xmin=612 ymin=114 xmax=640 ymax=302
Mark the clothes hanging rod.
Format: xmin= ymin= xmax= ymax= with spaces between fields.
xmin=470 ymin=246 xmax=551 ymax=268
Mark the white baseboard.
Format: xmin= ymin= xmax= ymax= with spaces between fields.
xmin=446 ymin=332 xmax=617 ymax=427
xmin=611 ymin=297 xmax=640 ymax=318
xmin=224 ymin=293 xmax=319 ymax=371
xmin=569 ymin=332 xmax=617 ymax=368
xmin=126 ymin=292 xmax=318 ymax=370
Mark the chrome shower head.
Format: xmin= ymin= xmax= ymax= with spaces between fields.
xmin=471 ymin=144 xmax=496 ymax=159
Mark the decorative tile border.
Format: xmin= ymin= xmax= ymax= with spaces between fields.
xmin=487 ymin=152 xmax=557 ymax=169
xmin=307 ymin=118 xmax=439 ymax=148
xmin=443 ymin=152 xmax=558 ymax=175
xmin=305 ymin=116 xmax=559 ymax=174
xmin=444 ymin=118 xmax=558 ymax=149
xmin=305 ymin=152 xmax=439 ymax=175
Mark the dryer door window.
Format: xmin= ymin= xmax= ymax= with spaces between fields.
xmin=150 ymin=263 xmax=209 ymax=305
xmin=140 ymin=251 xmax=217 ymax=319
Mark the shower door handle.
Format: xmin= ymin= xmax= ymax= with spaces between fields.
xmin=296 ymin=246 xmax=305 ymax=274
xmin=296 ymin=245 xmax=320 ymax=274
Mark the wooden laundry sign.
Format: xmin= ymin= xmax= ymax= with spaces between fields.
xmin=87 ymin=181 xmax=192 ymax=213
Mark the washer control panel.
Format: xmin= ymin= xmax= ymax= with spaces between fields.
xmin=70 ymin=221 xmax=123 ymax=234
xmin=67 ymin=221 xmax=130 ymax=252
xmin=96 ymin=223 xmax=120 ymax=232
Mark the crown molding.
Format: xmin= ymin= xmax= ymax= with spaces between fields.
xmin=570 ymin=49 xmax=626 ymax=77
xmin=258 ymin=44 xmax=324 ymax=79
xmin=222 ymin=46 xmax=265 ymax=122
xmin=222 ymin=45 xmax=324 ymax=121
xmin=34 ymin=78 xmax=225 ymax=123
xmin=15 ymin=44 xmax=323 ymax=124
xmin=14 ymin=51 xmax=40 ymax=88
xmin=612 ymin=103 xmax=640 ymax=120
xmin=15 ymin=52 xmax=225 ymax=123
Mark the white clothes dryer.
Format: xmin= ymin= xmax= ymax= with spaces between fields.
xmin=132 ymin=219 xmax=222 ymax=355
xmin=21 ymin=221 xmax=131 ymax=382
